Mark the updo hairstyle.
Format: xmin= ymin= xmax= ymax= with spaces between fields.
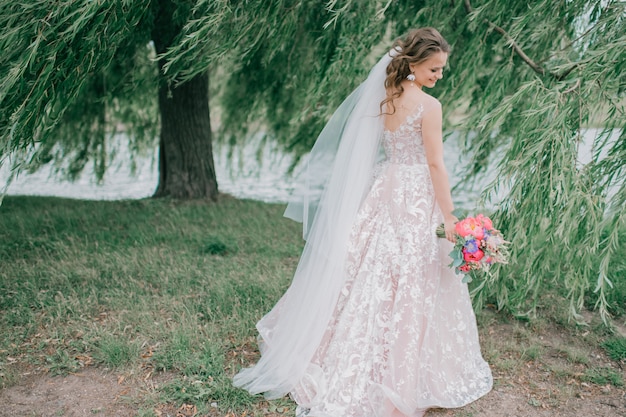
xmin=381 ymin=27 xmax=450 ymax=114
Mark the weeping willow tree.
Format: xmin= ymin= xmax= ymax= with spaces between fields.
xmin=165 ymin=0 xmax=625 ymax=323
xmin=0 ymin=0 xmax=218 ymax=199
xmin=1 ymin=0 xmax=624 ymax=322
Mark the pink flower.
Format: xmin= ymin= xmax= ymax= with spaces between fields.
xmin=459 ymin=263 xmax=471 ymax=273
xmin=476 ymin=214 xmax=493 ymax=230
xmin=455 ymin=217 xmax=485 ymax=239
xmin=464 ymin=249 xmax=484 ymax=262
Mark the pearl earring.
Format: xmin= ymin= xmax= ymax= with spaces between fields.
xmin=406 ymin=73 xmax=416 ymax=81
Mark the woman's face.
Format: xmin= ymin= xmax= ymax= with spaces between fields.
xmin=409 ymin=51 xmax=448 ymax=89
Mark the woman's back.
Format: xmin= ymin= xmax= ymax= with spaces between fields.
xmin=382 ymin=88 xmax=438 ymax=166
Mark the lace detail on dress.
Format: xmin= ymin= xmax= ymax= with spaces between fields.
xmin=290 ymin=107 xmax=493 ymax=417
xmin=382 ymin=104 xmax=427 ymax=166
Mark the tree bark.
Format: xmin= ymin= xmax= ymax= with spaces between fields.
xmin=152 ymin=0 xmax=218 ymax=200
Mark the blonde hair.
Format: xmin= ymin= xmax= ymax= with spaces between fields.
xmin=381 ymin=28 xmax=450 ymax=114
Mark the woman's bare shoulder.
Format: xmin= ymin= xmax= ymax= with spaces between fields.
xmin=419 ymin=91 xmax=441 ymax=110
xmin=399 ymin=89 xmax=440 ymax=113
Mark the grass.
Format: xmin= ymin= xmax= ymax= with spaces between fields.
xmin=602 ymin=336 xmax=626 ymax=361
xmin=583 ymin=368 xmax=624 ymax=386
xmin=0 ymin=195 xmax=302 ymax=415
xmin=0 ymin=195 xmax=625 ymax=416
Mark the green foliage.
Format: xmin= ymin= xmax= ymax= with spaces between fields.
xmin=201 ymin=235 xmax=238 ymax=255
xmin=0 ymin=0 xmax=158 ymax=181
xmin=93 ymin=336 xmax=141 ymax=367
xmin=585 ymin=227 xmax=626 ymax=317
xmin=45 ymin=349 xmax=80 ymax=376
xmin=602 ymin=337 xmax=626 ymax=361
xmin=167 ymin=0 xmax=395 ymax=156
xmin=583 ymin=367 xmax=624 ymax=386
xmin=160 ymin=378 xmax=214 ymax=409
xmin=447 ymin=1 xmax=626 ymax=324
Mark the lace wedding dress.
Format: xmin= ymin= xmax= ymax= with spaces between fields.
xmin=289 ymin=105 xmax=493 ymax=417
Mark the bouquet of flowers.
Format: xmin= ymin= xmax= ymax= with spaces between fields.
xmin=436 ymin=214 xmax=509 ymax=282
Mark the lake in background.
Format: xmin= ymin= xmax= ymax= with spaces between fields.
xmin=3 ymin=129 xmax=615 ymax=210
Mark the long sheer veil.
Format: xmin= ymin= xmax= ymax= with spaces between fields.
xmin=233 ymin=49 xmax=395 ymax=399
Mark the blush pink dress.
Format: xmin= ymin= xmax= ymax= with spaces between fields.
xmin=289 ymin=106 xmax=493 ymax=417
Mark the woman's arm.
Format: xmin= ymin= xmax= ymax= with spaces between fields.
xmin=421 ymin=101 xmax=457 ymax=242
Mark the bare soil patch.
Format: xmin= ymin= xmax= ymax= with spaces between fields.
xmin=0 ymin=368 xmax=138 ymax=417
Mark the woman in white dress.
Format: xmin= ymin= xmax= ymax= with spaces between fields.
xmin=234 ymin=28 xmax=493 ymax=417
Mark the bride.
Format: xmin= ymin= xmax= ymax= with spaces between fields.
xmin=233 ymin=27 xmax=493 ymax=417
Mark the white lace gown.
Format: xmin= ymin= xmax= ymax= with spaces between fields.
xmin=289 ymin=107 xmax=493 ymax=417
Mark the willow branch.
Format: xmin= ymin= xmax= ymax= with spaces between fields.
xmin=463 ymin=0 xmax=549 ymax=77
xmin=563 ymin=78 xmax=580 ymax=94
xmin=556 ymin=63 xmax=579 ymax=81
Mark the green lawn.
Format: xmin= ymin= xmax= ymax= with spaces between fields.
xmin=0 ymin=195 xmax=623 ymax=416
xmin=0 ymin=195 xmax=302 ymax=414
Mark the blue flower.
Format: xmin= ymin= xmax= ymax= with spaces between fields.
xmin=464 ymin=239 xmax=479 ymax=253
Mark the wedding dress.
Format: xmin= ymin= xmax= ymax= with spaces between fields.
xmin=233 ymin=49 xmax=492 ymax=416
xmin=288 ymin=106 xmax=493 ymax=416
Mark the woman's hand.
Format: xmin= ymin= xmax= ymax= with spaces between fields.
xmin=443 ymin=216 xmax=458 ymax=243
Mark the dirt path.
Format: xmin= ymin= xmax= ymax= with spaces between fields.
xmin=0 ymin=368 xmax=138 ymax=417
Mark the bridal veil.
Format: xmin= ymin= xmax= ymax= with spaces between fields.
xmin=233 ymin=49 xmax=396 ymax=399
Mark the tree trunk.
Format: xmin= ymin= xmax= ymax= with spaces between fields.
xmin=152 ymin=0 xmax=218 ymax=200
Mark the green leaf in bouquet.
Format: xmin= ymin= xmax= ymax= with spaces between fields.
xmin=453 ymin=257 xmax=464 ymax=267
xmin=462 ymin=275 xmax=473 ymax=284
xmin=449 ymin=248 xmax=463 ymax=260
